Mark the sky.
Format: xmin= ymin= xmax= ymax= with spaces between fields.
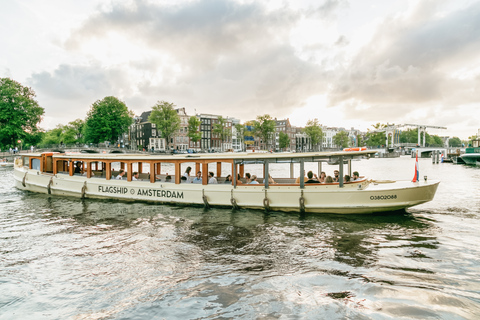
xmin=1 ymin=0 xmax=479 ymax=139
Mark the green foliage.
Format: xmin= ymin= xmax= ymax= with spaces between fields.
xmin=304 ymin=119 xmax=323 ymax=151
xmin=84 ymin=97 xmax=133 ymax=144
xmin=400 ymin=128 xmax=418 ymax=144
xmin=253 ymin=114 xmax=276 ymax=150
xmin=333 ymin=131 xmax=350 ymax=149
xmin=0 ymin=78 xmax=45 ymax=149
xmin=279 ymin=132 xmax=290 ymax=150
xmin=212 ymin=116 xmax=232 ymax=151
xmin=39 ymin=119 xmax=86 ymax=147
xmin=364 ymin=123 xmax=387 ymax=147
xmin=449 ymin=137 xmax=462 ymax=147
xmin=187 ymin=116 xmax=202 ymax=148
xmin=148 ymin=101 xmax=180 ymax=149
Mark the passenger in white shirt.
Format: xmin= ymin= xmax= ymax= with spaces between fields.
xmin=208 ymin=172 xmax=217 ymax=184
xmin=116 ymin=169 xmax=125 ymax=180
xmin=132 ymin=172 xmax=139 ymax=181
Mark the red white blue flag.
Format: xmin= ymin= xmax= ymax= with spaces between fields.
xmin=412 ymin=151 xmax=419 ymax=182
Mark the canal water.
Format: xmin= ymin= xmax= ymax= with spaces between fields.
xmin=0 ymin=157 xmax=479 ymax=319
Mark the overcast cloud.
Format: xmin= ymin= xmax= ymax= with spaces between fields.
xmin=2 ymin=0 xmax=479 ymax=138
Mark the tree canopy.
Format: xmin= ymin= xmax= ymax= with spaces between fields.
xmin=84 ymin=97 xmax=133 ymax=144
xmin=333 ymin=131 xmax=350 ymax=149
xmin=39 ymin=119 xmax=85 ymax=147
xmin=253 ymin=114 xmax=276 ymax=150
xmin=364 ymin=123 xmax=387 ymax=147
xmin=187 ymin=116 xmax=202 ymax=149
xmin=148 ymin=101 xmax=180 ymax=149
xmin=279 ymin=132 xmax=290 ymax=150
xmin=304 ymin=119 xmax=323 ymax=151
xmin=449 ymin=137 xmax=462 ymax=147
xmin=0 ymin=78 xmax=44 ymax=149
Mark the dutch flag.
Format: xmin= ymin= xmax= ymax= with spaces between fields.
xmin=412 ymin=151 xmax=419 ymax=182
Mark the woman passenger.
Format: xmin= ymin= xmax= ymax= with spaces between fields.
xmin=183 ymin=166 xmax=192 ymax=182
xmin=319 ymin=171 xmax=326 ymax=183
xmin=325 ymin=175 xmax=334 ymax=183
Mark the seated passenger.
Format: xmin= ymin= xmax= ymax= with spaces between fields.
xmin=132 ymin=172 xmax=140 ymax=181
xmin=236 ymin=174 xmax=243 ymax=185
xmin=319 ymin=171 xmax=326 ymax=183
xmin=295 ymin=170 xmax=307 ymax=184
xmin=325 ymin=175 xmax=334 ymax=183
xmin=245 ymin=172 xmax=251 ymax=184
xmin=352 ymin=171 xmax=360 ymax=181
xmin=333 ymin=170 xmax=340 ymax=182
xmin=305 ymin=171 xmax=320 ymax=184
xmin=224 ymin=174 xmax=232 ymax=184
xmin=165 ymin=175 xmax=172 ymax=183
xmin=180 ymin=176 xmax=188 ymax=183
xmin=192 ymin=171 xmax=202 ymax=184
xmin=265 ymin=174 xmax=276 ymax=184
xmin=116 ymin=169 xmax=126 ymax=180
xmin=208 ymin=172 xmax=217 ymax=184
xmin=249 ymin=175 xmax=259 ymax=184
xmin=344 ymin=175 xmax=351 ymax=183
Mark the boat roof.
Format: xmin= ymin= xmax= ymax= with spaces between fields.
xmin=23 ymin=150 xmax=376 ymax=164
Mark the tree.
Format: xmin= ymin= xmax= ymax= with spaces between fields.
xmin=212 ymin=116 xmax=232 ymax=151
xmin=148 ymin=101 xmax=181 ymax=150
xmin=333 ymin=131 xmax=350 ymax=149
xmin=364 ymin=123 xmax=387 ymax=147
xmin=449 ymin=137 xmax=462 ymax=147
xmin=40 ymin=125 xmax=64 ymax=146
xmin=279 ymin=132 xmax=290 ymax=151
xmin=0 ymin=78 xmax=44 ymax=149
xmin=187 ymin=116 xmax=202 ymax=150
xmin=253 ymin=114 xmax=276 ymax=151
xmin=84 ymin=96 xmax=133 ymax=144
xmin=304 ymin=119 xmax=323 ymax=151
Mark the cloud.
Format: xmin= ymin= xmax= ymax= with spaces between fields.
xmin=328 ymin=0 xmax=480 ymax=118
xmin=59 ymin=0 xmax=340 ymax=119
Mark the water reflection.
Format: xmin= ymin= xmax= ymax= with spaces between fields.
xmin=180 ymin=209 xmax=437 ymax=275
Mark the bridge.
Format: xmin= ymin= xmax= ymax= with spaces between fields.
xmin=371 ymin=123 xmax=447 ymax=148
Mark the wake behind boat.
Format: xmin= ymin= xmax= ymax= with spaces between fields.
xmin=13 ymin=150 xmax=439 ymax=214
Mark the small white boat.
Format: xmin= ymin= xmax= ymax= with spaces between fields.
xmin=13 ymin=150 xmax=439 ymax=214
xmin=1 ymin=159 xmax=14 ymax=167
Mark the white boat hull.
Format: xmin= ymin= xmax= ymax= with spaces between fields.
xmin=14 ymin=167 xmax=439 ymax=214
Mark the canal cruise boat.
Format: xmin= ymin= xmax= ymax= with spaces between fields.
xmin=13 ymin=150 xmax=439 ymax=214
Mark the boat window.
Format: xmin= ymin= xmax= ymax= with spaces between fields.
xmin=32 ymin=158 xmax=41 ymax=170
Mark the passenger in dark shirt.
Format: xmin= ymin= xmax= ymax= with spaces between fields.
xmin=305 ymin=171 xmax=320 ymax=184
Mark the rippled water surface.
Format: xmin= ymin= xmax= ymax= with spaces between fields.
xmin=1 ymin=157 xmax=480 ymax=319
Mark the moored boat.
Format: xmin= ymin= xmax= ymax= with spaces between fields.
xmin=13 ymin=150 xmax=439 ymax=214
xmin=460 ymin=137 xmax=480 ymax=165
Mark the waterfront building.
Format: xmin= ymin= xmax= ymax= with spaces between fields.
xmin=129 ymin=111 xmax=158 ymax=151
xmin=274 ymin=118 xmax=296 ymax=151
xmin=173 ymin=107 xmax=189 ymax=151
xmin=197 ymin=113 xmax=233 ymax=152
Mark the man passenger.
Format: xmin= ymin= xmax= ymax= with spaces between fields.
xmin=305 ymin=171 xmax=320 ymax=184
xmin=132 ymin=172 xmax=139 ymax=181
xmin=208 ymin=172 xmax=217 ymax=184
xmin=192 ymin=171 xmax=202 ymax=184
xmin=333 ymin=170 xmax=340 ymax=182
xmin=352 ymin=171 xmax=360 ymax=181
xmin=116 ymin=169 xmax=125 ymax=180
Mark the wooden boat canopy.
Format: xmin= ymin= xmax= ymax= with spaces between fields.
xmin=20 ymin=150 xmax=377 ymax=188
